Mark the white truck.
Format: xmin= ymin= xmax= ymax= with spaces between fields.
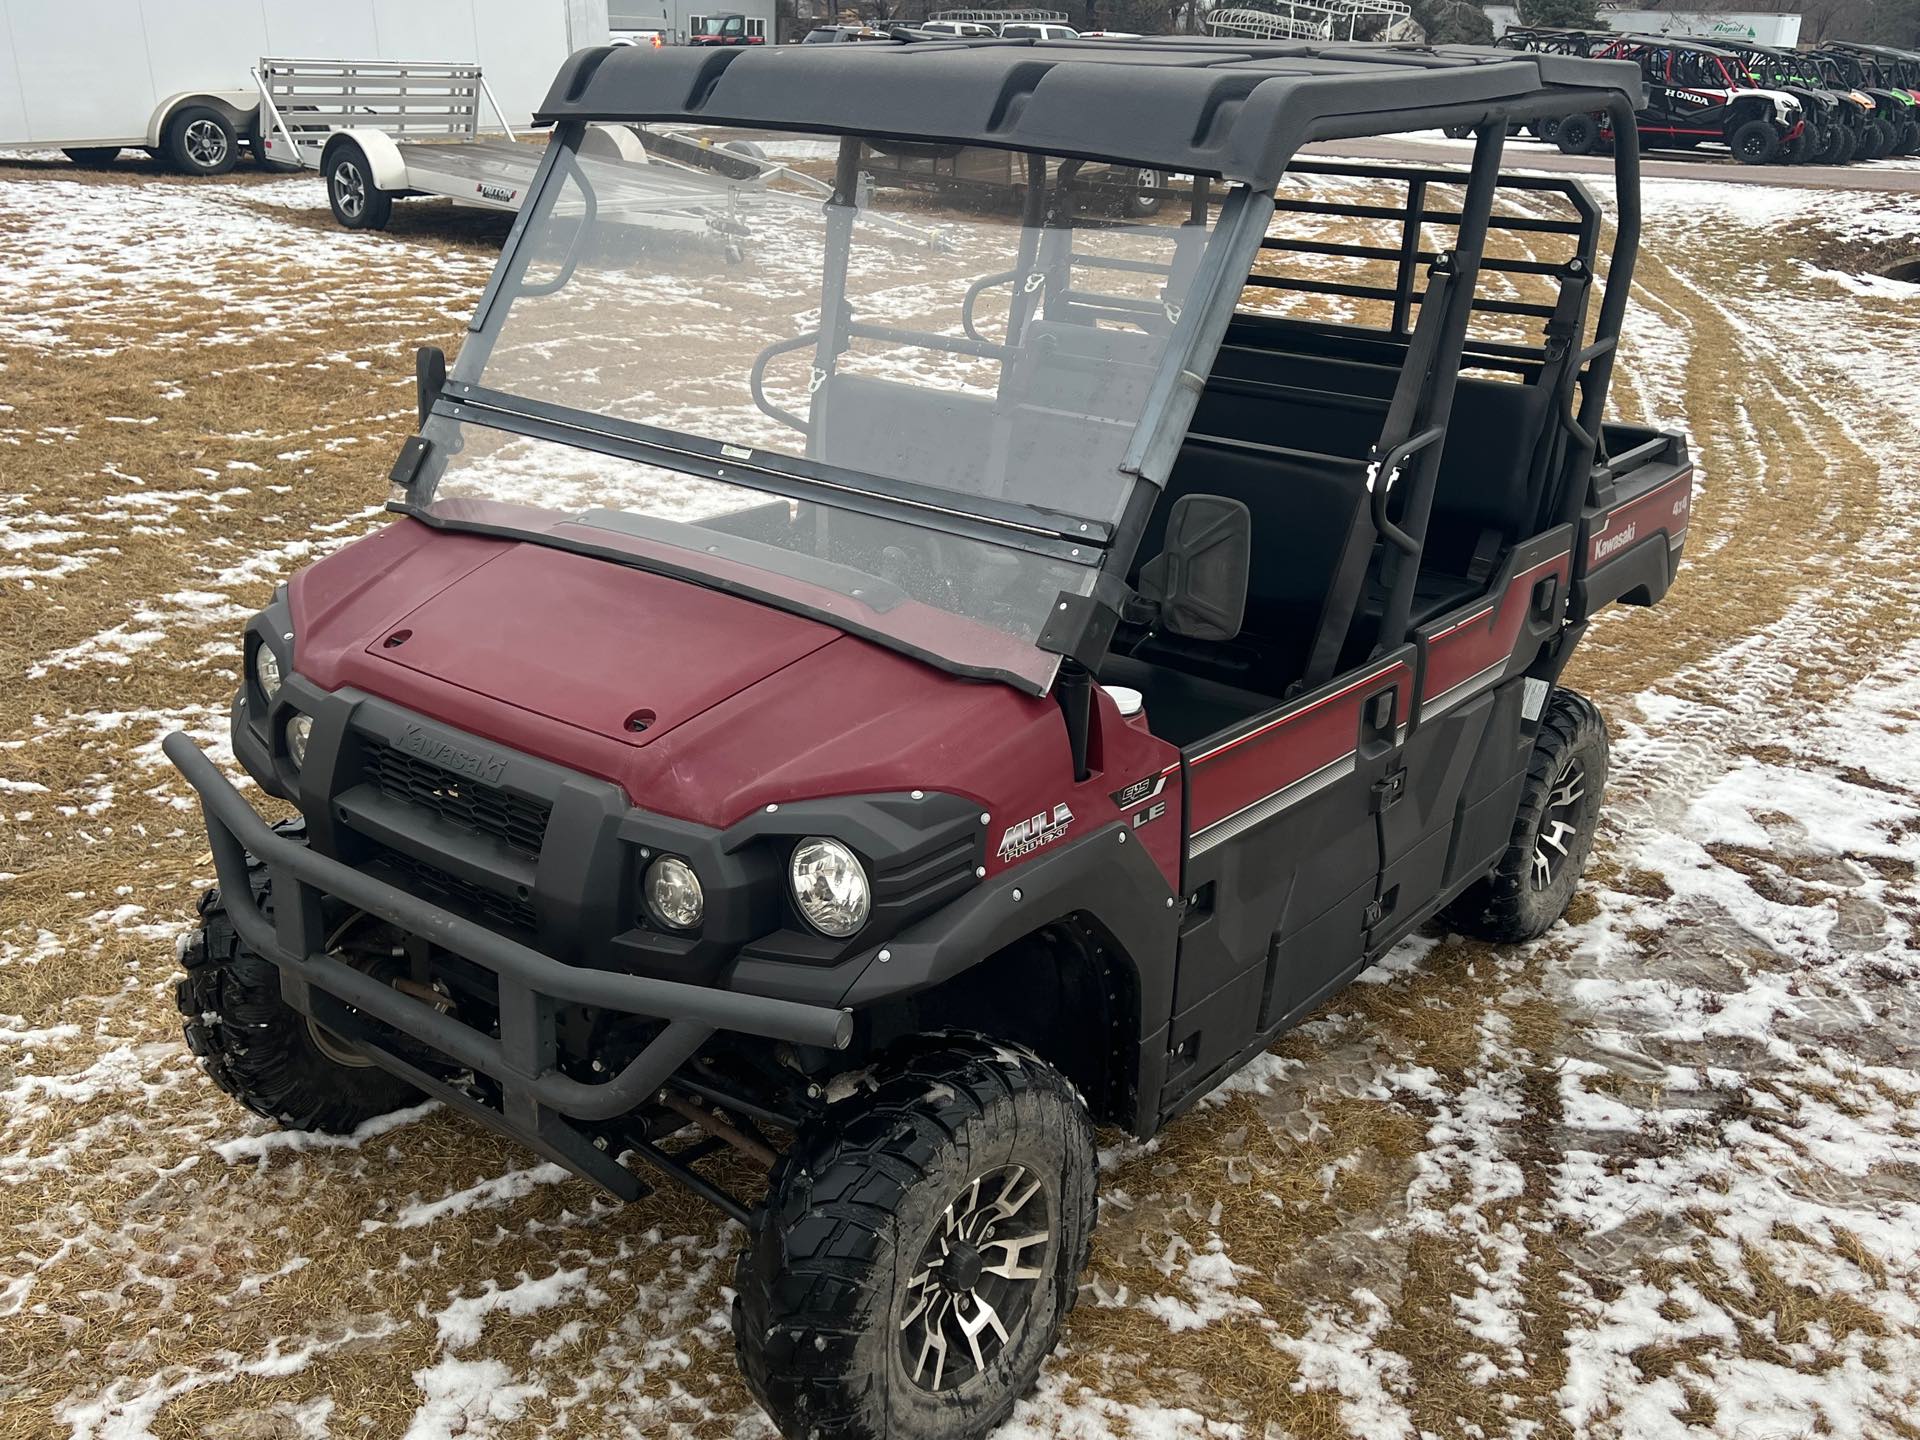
xmin=0 ymin=0 xmax=608 ymax=174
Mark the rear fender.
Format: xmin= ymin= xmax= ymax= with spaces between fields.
xmin=147 ymin=91 xmax=258 ymax=146
xmin=322 ymin=129 xmax=409 ymax=191
xmin=1570 ymin=434 xmax=1694 ymax=619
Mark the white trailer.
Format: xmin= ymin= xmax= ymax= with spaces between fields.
xmin=0 ymin=0 xmax=607 ymax=174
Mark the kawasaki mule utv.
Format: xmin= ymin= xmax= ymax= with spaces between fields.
xmin=166 ymin=36 xmax=1689 ymax=1440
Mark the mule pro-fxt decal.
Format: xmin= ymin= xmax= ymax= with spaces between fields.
xmin=997 ymin=803 xmax=1074 ymax=862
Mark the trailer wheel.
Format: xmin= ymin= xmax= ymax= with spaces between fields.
xmin=62 ymin=147 xmax=123 ymax=167
xmin=1555 ymin=114 xmax=1602 ymax=156
xmin=175 ymin=818 xmax=421 ymax=1132
xmin=1445 ymin=688 xmax=1608 ymax=945
xmin=732 ymin=1036 xmax=1097 ymax=1440
xmin=164 ymin=105 xmax=238 ymax=176
xmin=325 ymin=144 xmax=393 ymax=230
xmin=1126 ymin=168 xmax=1167 ymax=218
xmin=1728 ymin=119 xmax=1779 ymax=166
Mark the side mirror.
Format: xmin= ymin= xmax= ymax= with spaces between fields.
xmin=416 ymin=345 xmax=447 ymax=429
xmin=1137 ymin=494 xmax=1250 ymax=642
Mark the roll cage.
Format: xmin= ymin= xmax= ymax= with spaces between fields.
xmin=401 ymin=39 xmax=1646 ymax=705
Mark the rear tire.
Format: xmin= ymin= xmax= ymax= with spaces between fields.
xmin=163 ymin=105 xmax=238 ymax=176
xmin=1898 ymin=120 xmax=1920 ymax=157
xmin=175 ymin=818 xmax=421 ymax=1132
xmin=1729 ymin=118 xmax=1779 ymax=165
xmin=325 ymin=142 xmax=393 ymax=230
xmin=1443 ymin=123 xmax=1475 ymax=139
xmin=1555 ymin=114 xmax=1602 ymax=156
xmin=62 ymin=146 xmax=122 ymax=167
xmin=1445 ymin=688 xmax=1609 ymax=944
xmin=733 ymin=1037 xmax=1098 ymax=1440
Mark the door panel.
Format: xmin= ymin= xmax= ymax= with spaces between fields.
xmin=1160 ymin=650 xmax=1411 ymax=1112
xmin=1375 ymin=534 xmax=1572 ymax=941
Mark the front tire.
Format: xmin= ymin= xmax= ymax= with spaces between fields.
xmin=733 ymin=1038 xmax=1098 ymax=1440
xmin=1445 ymin=688 xmax=1609 ymax=944
xmin=175 ymin=818 xmax=421 ymax=1132
xmin=1729 ymin=118 xmax=1780 ymax=165
xmin=1555 ymin=113 xmax=1602 ymax=156
xmin=325 ymin=143 xmax=393 ymax=230
xmin=163 ymin=105 xmax=238 ymax=176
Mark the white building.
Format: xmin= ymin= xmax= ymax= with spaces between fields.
xmin=1485 ymin=7 xmax=1803 ymax=47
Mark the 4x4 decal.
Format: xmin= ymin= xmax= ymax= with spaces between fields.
xmin=997 ymin=803 xmax=1073 ymax=861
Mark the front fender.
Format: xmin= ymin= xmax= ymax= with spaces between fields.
xmin=322 ymin=129 xmax=409 ymax=191
xmin=838 ymin=820 xmax=1180 ymax=1027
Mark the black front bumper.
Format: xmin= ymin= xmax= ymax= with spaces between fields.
xmin=166 ymin=732 xmax=850 ymax=1199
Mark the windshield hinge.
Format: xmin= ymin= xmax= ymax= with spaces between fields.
xmin=1037 ymin=574 xmax=1132 ymax=671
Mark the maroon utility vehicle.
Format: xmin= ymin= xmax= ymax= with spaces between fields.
xmin=167 ymin=37 xmax=1689 ymax=1440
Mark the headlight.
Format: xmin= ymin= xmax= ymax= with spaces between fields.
xmin=285 ymin=713 xmax=312 ymax=768
xmin=645 ymin=855 xmax=704 ymax=930
xmin=253 ymin=643 xmax=283 ymax=701
xmin=789 ymin=837 xmax=870 ymax=937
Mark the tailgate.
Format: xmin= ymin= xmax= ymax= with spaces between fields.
xmin=1568 ymin=426 xmax=1693 ymax=622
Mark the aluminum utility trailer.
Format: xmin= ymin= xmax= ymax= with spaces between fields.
xmin=254 ymin=58 xmax=951 ymax=255
xmin=254 ymin=58 xmax=557 ymax=229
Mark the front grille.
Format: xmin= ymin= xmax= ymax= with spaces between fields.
xmin=366 ymin=739 xmax=551 ymax=858
xmin=370 ymin=844 xmax=538 ymax=933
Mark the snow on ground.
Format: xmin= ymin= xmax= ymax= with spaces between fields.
xmin=2 ymin=154 xmax=1918 ymax=1439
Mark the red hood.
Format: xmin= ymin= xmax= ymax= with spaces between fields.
xmin=289 ymin=521 xmax=1109 ymax=829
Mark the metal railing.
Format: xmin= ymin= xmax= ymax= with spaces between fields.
xmin=253 ymin=57 xmax=516 ymax=166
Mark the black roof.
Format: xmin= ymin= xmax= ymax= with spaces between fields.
xmin=536 ymin=38 xmax=1640 ymax=185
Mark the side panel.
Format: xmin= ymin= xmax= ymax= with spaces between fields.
xmin=1158 ymin=653 xmax=1411 ymax=1115
xmin=260 ymin=0 xmax=380 ymax=59
xmin=0 ymin=5 xmax=30 ymax=143
xmin=138 ymin=0 xmax=269 ymax=122
xmin=7 ymin=0 xmax=159 ymax=145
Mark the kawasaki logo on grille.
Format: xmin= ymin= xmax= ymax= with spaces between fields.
xmin=397 ymin=724 xmax=507 ymax=784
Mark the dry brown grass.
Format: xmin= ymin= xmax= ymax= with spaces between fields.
xmin=3 ymin=159 xmax=1918 ymax=1440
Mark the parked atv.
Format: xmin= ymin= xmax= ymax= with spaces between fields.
xmin=1823 ymin=43 xmax=1920 ymax=155
xmin=1806 ymin=48 xmax=1915 ymax=157
xmin=165 ymin=37 xmax=1688 ymax=1440
xmin=1577 ymin=37 xmax=1806 ymax=164
xmin=1714 ymin=40 xmax=1850 ymax=163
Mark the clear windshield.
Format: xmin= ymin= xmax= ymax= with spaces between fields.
xmin=412 ymin=127 xmax=1224 ymax=692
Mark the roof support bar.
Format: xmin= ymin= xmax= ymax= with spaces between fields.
xmin=1376 ymin=120 xmax=1507 ymax=654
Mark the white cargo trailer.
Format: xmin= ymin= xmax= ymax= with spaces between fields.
xmin=0 ymin=0 xmax=608 ymax=174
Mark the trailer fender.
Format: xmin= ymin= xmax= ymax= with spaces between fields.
xmin=321 ymin=129 xmax=409 ymax=192
xmin=147 ymin=91 xmax=256 ymax=148
xmin=579 ymin=123 xmax=649 ymax=164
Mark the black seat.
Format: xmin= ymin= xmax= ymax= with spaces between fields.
xmin=1109 ymin=434 xmax=1372 ymax=732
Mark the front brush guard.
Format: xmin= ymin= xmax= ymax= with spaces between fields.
xmin=165 ymin=733 xmax=851 ymax=1199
